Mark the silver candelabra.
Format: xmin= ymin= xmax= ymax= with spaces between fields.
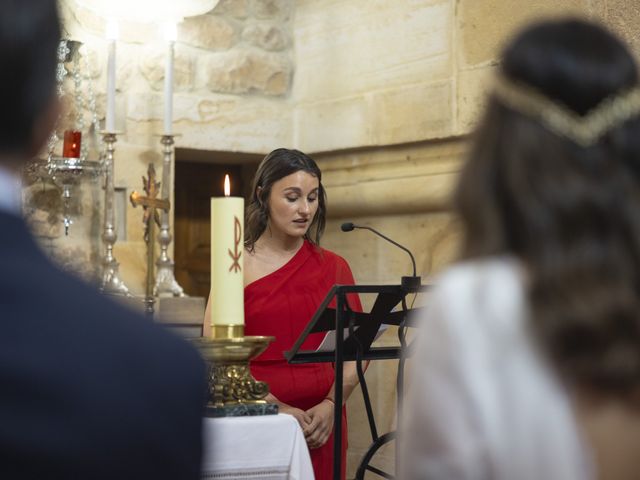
xmin=100 ymin=132 xmax=130 ymax=296
xmin=154 ymin=134 xmax=184 ymax=297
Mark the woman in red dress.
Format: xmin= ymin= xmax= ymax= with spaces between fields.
xmin=205 ymin=148 xmax=362 ymax=479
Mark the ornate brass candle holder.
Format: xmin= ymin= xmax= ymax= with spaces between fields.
xmin=192 ymin=327 xmax=278 ymax=417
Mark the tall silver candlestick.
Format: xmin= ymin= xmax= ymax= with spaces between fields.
xmin=100 ymin=132 xmax=130 ymax=296
xmin=154 ymin=134 xmax=184 ymax=297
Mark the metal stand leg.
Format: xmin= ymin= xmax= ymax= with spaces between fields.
xmin=333 ymin=291 xmax=345 ymax=480
xmin=355 ymin=295 xmax=412 ymax=479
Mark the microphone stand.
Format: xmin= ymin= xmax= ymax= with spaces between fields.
xmin=342 ymin=222 xmax=421 ymax=290
xmin=340 ymin=222 xmax=423 ymax=478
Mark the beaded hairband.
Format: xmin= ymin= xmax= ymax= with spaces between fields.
xmin=492 ymin=74 xmax=640 ymax=146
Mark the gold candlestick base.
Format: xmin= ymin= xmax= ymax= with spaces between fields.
xmin=211 ymin=324 xmax=245 ymax=339
xmin=192 ymin=335 xmax=275 ymax=409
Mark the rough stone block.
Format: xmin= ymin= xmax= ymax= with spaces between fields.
xmin=196 ymin=97 xmax=239 ymax=122
xmin=456 ymin=65 xmax=496 ymax=135
xmin=139 ymin=48 xmax=195 ymax=92
xmin=458 ymin=0 xmax=590 ymax=67
xmin=174 ymin=98 xmax=292 ymax=153
xmin=326 ymin=171 xmax=458 ymax=219
xmin=371 ymin=81 xmax=453 ymax=145
xmin=205 ymin=50 xmax=291 ymax=95
xmin=119 ymin=21 xmax=157 ymax=45
xmin=296 ymin=81 xmax=452 ymax=153
xmin=242 ymin=24 xmax=288 ymax=51
xmin=215 ymin=0 xmax=250 ymax=19
xmin=293 ymin=0 xmax=452 ymax=103
xmin=50 ymin=244 xmax=97 ymax=282
xmin=606 ymin=0 xmax=640 ymax=58
xmin=67 ymin=3 xmax=103 ymax=38
xmin=251 ymin=0 xmax=292 ymax=20
xmin=22 ymin=174 xmax=103 ymax=282
xmin=78 ymin=44 xmax=102 ymax=80
xmin=317 ymin=137 xmax=466 ymax=175
xmin=323 ymin=156 xmax=445 ymax=187
xmin=125 ymin=91 xmax=292 ymax=153
xmin=114 ymin=47 xmax=138 ymax=92
xmin=590 ymin=1 xmax=608 ymax=21
xmin=69 ymin=3 xmax=157 ymax=45
xmin=294 ymin=95 xmax=371 ymax=152
xmin=178 ymin=15 xmax=236 ymax=51
xmin=24 ymin=207 xmax=64 ymax=240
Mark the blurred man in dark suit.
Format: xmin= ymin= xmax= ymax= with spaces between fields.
xmin=0 ymin=1 xmax=207 ymax=478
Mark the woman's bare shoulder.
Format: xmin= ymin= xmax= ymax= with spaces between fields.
xmin=243 ymin=248 xmax=260 ymax=286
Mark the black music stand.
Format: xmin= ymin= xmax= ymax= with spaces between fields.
xmin=285 ymin=283 xmax=427 ymax=479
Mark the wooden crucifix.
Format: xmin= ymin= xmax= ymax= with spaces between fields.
xmin=130 ymin=163 xmax=170 ymax=312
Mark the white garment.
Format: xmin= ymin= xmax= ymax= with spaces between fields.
xmin=402 ymin=257 xmax=593 ymax=480
xmin=0 ymin=165 xmax=22 ymax=215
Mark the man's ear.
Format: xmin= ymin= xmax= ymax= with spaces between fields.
xmin=28 ymin=95 xmax=60 ymax=159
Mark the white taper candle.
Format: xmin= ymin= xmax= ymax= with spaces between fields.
xmin=105 ymin=19 xmax=118 ymax=132
xmin=164 ymin=40 xmax=174 ymax=135
xmin=163 ymin=22 xmax=177 ymax=135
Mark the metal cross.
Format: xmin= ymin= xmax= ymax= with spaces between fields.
xmin=130 ymin=163 xmax=170 ymax=312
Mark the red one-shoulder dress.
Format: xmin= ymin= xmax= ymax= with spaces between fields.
xmin=245 ymin=240 xmax=362 ymax=480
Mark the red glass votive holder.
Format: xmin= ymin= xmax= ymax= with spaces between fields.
xmin=63 ymin=130 xmax=82 ymax=158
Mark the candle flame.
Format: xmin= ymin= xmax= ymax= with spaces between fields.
xmin=224 ymin=174 xmax=230 ymax=197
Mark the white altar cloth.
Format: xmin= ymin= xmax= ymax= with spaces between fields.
xmin=201 ymin=413 xmax=314 ymax=480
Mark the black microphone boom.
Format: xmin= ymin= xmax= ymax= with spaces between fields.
xmin=340 ymin=222 xmax=419 ymax=286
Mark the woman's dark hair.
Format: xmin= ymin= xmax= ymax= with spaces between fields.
xmin=455 ymin=19 xmax=640 ymax=397
xmin=245 ymin=148 xmax=327 ymax=251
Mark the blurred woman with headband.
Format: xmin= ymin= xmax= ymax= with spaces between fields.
xmin=404 ymin=19 xmax=640 ymax=480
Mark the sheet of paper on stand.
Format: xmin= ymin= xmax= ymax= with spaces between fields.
xmin=315 ymin=324 xmax=390 ymax=352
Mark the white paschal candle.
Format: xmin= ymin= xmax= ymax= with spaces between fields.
xmin=105 ymin=19 xmax=118 ymax=132
xmin=210 ymin=174 xmax=245 ymax=338
xmin=163 ymin=22 xmax=176 ymax=135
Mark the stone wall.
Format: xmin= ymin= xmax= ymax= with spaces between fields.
xmin=26 ymin=0 xmax=295 ymax=293
xmin=31 ymin=0 xmax=640 ymax=293
xmin=292 ymin=0 xmax=627 ymax=155
xmin=22 ymin=173 xmax=103 ymax=283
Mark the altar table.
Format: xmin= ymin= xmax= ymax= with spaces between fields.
xmin=201 ymin=413 xmax=314 ymax=479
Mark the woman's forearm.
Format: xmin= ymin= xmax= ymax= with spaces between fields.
xmin=265 ymin=393 xmax=283 ymax=405
xmin=327 ymin=361 xmax=361 ymax=405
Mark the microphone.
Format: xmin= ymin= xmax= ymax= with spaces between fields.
xmin=341 ymin=222 xmax=421 ymax=289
